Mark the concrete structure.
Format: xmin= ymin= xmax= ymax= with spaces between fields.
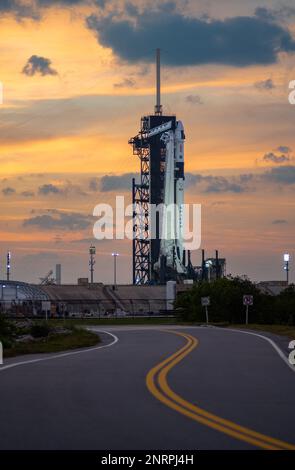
xmin=0 ymin=280 xmax=49 ymax=315
xmin=0 ymin=278 xmax=172 ymax=317
xmin=55 ymin=264 xmax=61 ymax=285
xmin=257 ymin=280 xmax=288 ymax=296
xmin=40 ymin=283 xmax=167 ymax=316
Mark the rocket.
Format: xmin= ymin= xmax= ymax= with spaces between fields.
xmin=157 ymin=120 xmax=186 ymax=275
xmin=174 ymin=120 xmax=185 ymax=270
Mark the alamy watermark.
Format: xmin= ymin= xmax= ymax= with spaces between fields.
xmin=0 ymin=341 xmax=3 ymax=365
xmin=289 ymin=340 xmax=295 ymax=365
xmin=288 ymin=80 xmax=295 ymax=104
xmin=93 ymin=196 xmax=201 ymax=250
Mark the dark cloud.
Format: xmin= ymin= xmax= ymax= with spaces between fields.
xmin=263 ymin=152 xmax=290 ymax=164
xmin=37 ymin=182 xmax=86 ymax=197
xmin=86 ymin=7 xmax=295 ymax=67
xmin=0 ymin=0 xmax=91 ymax=20
xmin=23 ymin=211 xmax=93 ymax=231
xmin=0 ymin=0 xmax=39 ymax=20
xmin=37 ymin=0 xmax=88 ymax=6
xmin=254 ymin=78 xmax=275 ymax=91
xmin=100 ymin=173 xmax=136 ymax=191
xmin=263 ymin=166 xmax=295 ymax=185
xmin=277 ymin=145 xmax=291 ymax=154
xmin=255 ymin=6 xmax=295 ymax=22
xmin=21 ymin=190 xmax=35 ymax=197
xmin=203 ymin=177 xmax=246 ymax=194
xmin=113 ymin=78 xmax=135 ymax=88
xmin=125 ymin=2 xmax=139 ymax=17
xmin=2 ymin=187 xmax=16 ymax=196
xmin=185 ymin=95 xmax=203 ymax=105
xmin=272 ymin=219 xmax=288 ymax=225
xmin=38 ymin=184 xmax=63 ymax=195
xmin=71 ymin=237 xmax=97 ymax=243
xmin=185 ymin=173 xmax=250 ymax=193
xmin=89 ymin=178 xmax=100 ymax=191
xmin=22 ymin=55 xmax=58 ymax=77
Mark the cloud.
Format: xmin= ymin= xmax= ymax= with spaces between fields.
xmin=0 ymin=0 xmax=39 ymax=20
xmin=114 ymin=78 xmax=135 ymax=88
xmin=254 ymin=78 xmax=275 ymax=91
xmin=100 ymin=173 xmax=136 ymax=191
xmin=70 ymin=237 xmax=97 ymax=243
xmin=89 ymin=178 xmax=100 ymax=191
xmin=203 ymin=178 xmax=246 ymax=194
xmin=23 ymin=210 xmax=93 ymax=231
xmin=38 ymin=182 xmax=86 ymax=196
xmin=22 ymin=55 xmax=58 ymax=77
xmin=263 ymin=152 xmax=290 ymax=164
xmin=86 ymin=7 xmax=295 ymax=67
xmin=263 ymin=166 xmax=295 ymax=185
xmin=21 ymin=190 xmax=35 ymax=197
xmin=185 ymin=95 xmax=203 ymax=105
xmin=0 ymin=0 xmax=93 ymax=20
xmin=185 ymin=173 xmax=250 ymax=193
xmin=272 ymin=219 xmax=288 ymax=224
xmin=37 ymin=0 xmax=88 ymax=6
xmin=38 ymin=184 xmax=63 ymax=195
xmin=277 ymin=146 xmax=291 ymax=154
xmin=255 ymin=6 xmax=295 ymax=22
xmin=2 ymin=187 xmax=16 ymax=196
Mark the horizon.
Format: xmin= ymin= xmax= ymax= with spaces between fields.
xmin=0 ymin=0 xmax=294 ymax=284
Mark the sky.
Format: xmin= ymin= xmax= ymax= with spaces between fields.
xmin=0 ymin=0 xmax=295 ymax=284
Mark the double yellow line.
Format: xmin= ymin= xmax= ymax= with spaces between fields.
xmin=146 ymin=330 xmax=295 ymax=450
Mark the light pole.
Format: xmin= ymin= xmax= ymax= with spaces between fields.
xmin=284 ymin=253 xmax=290 ymax=285
xmin=6 ymin=251 xmax=11 ymax=281
xmin=112 ymin=253 xmax=119 ymax=288
xmin=89 ymin=245 xmax=96 ymax=284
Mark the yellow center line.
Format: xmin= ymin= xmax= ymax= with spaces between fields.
xmin=146 ymin=330 xmax=295 ymax=450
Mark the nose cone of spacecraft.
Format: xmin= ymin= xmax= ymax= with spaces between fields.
xmin=176 ymin=120 xmax=184 ymax=131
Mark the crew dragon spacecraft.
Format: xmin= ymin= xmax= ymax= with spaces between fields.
xmin=130 ymin=49 xmax=194 ymax=285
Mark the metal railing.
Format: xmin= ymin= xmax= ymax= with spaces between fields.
xmin=1 ymin=298 xmax=174 ymax=319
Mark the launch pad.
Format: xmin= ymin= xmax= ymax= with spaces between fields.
xmin=129 ymin=50 xmax=193 ymax=285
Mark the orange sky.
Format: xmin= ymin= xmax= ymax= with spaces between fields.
xmin=0 ymin=1 xmax=295 ymax=283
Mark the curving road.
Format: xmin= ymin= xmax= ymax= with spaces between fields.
xmin=0 ymin=326 xmax=294 ymax=450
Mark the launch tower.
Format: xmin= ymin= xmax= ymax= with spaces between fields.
xmin=129 ymin=49 xmax=192 ymax=285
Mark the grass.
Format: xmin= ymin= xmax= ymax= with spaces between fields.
xmin=227 ymin=324 xmax=295 ymax=339
xmin=4 ymin=327 xmax=100 ymax=358
xmin=47 ymin=316 xmax=177 ymax=327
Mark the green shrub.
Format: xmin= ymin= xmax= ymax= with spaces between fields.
xmin=0 ymin=315 xmax=14 ymax=336
xmin=30 ymin=322 xmax=51 ymax=338
xmin=175 ymin=277 xmax=295 ymax=325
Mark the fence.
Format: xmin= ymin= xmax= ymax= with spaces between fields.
xmin=1 ymin=298 xmax=172 ymax=318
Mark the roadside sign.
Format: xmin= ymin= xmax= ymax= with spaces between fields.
xmin=201 ymin=296 xmax=210 ymax=307
xmin=243 ymin=295 xmax=253 ymax=306
xmin=201 ymin=297 xmax=210 ymax=324
xmin=42 ymin=301 xmax=51 ymax=321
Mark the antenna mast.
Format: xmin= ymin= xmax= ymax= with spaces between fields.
xmin=155 ymin=48 xmax=162 ymax=115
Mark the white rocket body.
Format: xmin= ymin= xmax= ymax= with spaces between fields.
xmin=175 ymin=121 xmax=185 ymax=265
xmin=157 ymin=120 xmax=186 ymax=275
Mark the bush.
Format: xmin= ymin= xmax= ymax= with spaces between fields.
xmin=0 ymin=315 xmax=15 ymax=347
xmin=276 ymin=285 xmax=295 ymax=325
xmin=175 ymin=277 xmax=295 ymax=325
xmin=30 ymin=322 xmax=51 ymax=338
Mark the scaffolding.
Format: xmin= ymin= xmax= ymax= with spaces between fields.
xmin=130 ymin=115 xmax=174 ymax=284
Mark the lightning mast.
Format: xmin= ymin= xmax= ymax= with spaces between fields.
xmin=155 ymin=48 xmax=162 ymax=116
xmin=6 ymin=251 xmax=11 ymax=281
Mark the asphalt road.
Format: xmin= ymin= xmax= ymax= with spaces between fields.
xmin=0 ymin=326 xmax=294 ymax=450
